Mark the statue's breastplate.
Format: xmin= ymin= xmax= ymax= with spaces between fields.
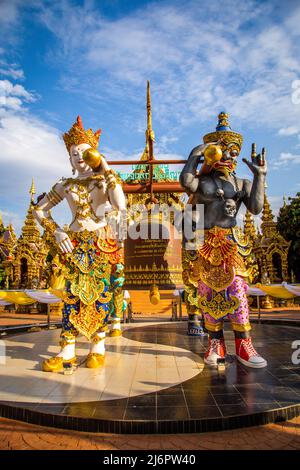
xmin=64 ymin=176 xmax=105 ymax=226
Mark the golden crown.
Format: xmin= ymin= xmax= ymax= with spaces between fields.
xmin=203 ymin=112 xmax=243 ymax=152
xmin=63 ymin=116 xmax=101 ymax=152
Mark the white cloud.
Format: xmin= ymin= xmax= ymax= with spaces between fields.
xmin=36 ymin=0 xmax=300 ymax=134
xmin=278 ymin=126 xmax=300 ymax=136
xmin=0 ymin=49 xmax=24 ymax=80
xmin=0 ymin=67 xmax=24 ymax=80
xmin=0 ymin=113 xmax=67 ymax=172
xmin=0 ymin=0 xmax=22 ymax=27
xmin=0 ymin=209 xmax=23 ymax=234
xmin=0 ymin=79 xmax=36 ymax=112
xmin=268 ymin=195 xmax=284 ymax=218
xmin=273 ymin=152 xmax=300 ymax=168
xmin=0 ymin=0 xmax=298 ymax=234
xmin=0 ymin=78 xmax=70 ymax=209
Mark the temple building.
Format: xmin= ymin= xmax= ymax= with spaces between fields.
xmin=0 ymin=214 xmax=17 ymax=288
xmin=243 ymin=210 xmax=260 ymax=284
xmin=252 ymin=193 xmax=290 ymax=283
xmin=123 ymin=82 xmax=184 ymax=292
xmin=4 ymin=180 xmax=48 ymax=289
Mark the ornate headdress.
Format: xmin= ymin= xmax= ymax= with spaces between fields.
xmin=203 ymin=112 xmax=243 ymax=153
xmin=63 ymin=116 xmax=101 ymax=153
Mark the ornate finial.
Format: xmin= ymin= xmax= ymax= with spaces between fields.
xmin=140 ymin=81 xmax=155 ymax=163
xmin=145 ymin=81 xmax=155 ymax=153
xmin=147 ymin=80 xmax=152 ymax=135
xmin=203 ymin=112 xmax=243 ymax=151
xmin=29 ymin=178 xmax=36 ymax=202
xmin=216 ymin=112 xmax=231 ymax=131
xmin=63 ymin=115 xmax=101 ymax=153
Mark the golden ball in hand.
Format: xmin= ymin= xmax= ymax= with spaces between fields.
xmin=203 ymin=144 xmax=223 ymax=165
xmin=82 ymin=148 xmax=102 ymax=170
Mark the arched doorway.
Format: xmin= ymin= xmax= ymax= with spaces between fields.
xmin=272 ymin=252 xmax=283 ymax=282
xmin=20 ymin=257 xmax=28 ymax=287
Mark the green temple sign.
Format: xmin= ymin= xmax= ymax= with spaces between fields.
xmin=117 ymin=164 xmax=181 ymax=182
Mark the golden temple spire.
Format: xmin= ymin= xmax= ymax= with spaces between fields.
xmin=147 ymin=80 xmax=152 ymax=136
xmin=244 ymin=210 xmax=257 ymax=242
xmin=21 ymin=181 xmax=40 ymax=242
xmin=141 ymin=80 xmax=155 ymax=162
xmin=261 ymin=192 xmax=277 ymax=238
xmin=261 ymin=193 xmax=274 ymax=223
xmin=29 ymin=177 xmax=36 ymax=203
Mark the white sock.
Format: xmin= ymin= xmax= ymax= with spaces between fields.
xmin=111 ymin=319 xmax=121 ymax=331
xmin=90 ymin=331 xmax=105 ymax=355
xmin=57 ymin=342 xmax=75 ymax=361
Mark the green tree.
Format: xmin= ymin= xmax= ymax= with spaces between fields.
xmin=277 ymin=192 xmax=300 ymax=282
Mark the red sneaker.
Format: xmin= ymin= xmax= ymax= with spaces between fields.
xmin=204 ymin=338 xmax=226 ymax=366
xmin=235 ymin=337 xmax=267 ymax=368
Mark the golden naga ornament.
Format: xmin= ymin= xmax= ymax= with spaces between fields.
xmin=69 ymin=303 xmax=107 ymax=340
xmin=190 ymin=258 xmax=236 ymax=292
xmin=187 ymin=288 xmax=239 ymax=322
xmin=57 ymin=228 xmax=121 ymax=338
xmin=198 ymin=291 xmax=240 ymax=321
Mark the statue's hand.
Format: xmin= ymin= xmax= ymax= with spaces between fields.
xmin=242 ymin=147 xmax=267 ymax=176
xmin=189 ymin=139 xmax=223 ymax=159
xmin=54 ymin=230 xmax=74 ymax=254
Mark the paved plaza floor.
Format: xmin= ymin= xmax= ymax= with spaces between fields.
xmin=0 ymin=415 xmax=299 ymax=450
xmin=0 ymin=321 xmax=300 ymax=436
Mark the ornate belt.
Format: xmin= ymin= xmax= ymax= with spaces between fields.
xmin=188 ymin=226 xmax=250 ymax=292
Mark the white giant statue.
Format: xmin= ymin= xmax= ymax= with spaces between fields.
xmin=33 ymin=116 xmax=126 ymax=372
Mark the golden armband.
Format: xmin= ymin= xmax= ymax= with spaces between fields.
xmin=47 ymin=186 xmax=63 ymax=206
xmin=40 ymin=217 xmax=59 ymax=235
xmin=104 ymin=169 xmax=117 ymax=190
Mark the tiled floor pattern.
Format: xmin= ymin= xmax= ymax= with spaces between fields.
xmin=0 ymin=323 xmax=203 ymax=404
xmin=0 ymin=322 xmax=300 ymax=423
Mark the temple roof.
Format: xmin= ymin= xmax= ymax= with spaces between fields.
xmin=19 ymin=179 xmax=41 ymax=245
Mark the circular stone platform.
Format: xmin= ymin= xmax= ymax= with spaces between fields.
xmin=0 ymin=321 xmax=300 ymax=433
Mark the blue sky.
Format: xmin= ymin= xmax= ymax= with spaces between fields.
xmin=0 ymin=0 xmax=300 ymax=233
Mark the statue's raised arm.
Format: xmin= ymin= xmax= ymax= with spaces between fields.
xmin=241 ymin=145 xmax=267 ymax=215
